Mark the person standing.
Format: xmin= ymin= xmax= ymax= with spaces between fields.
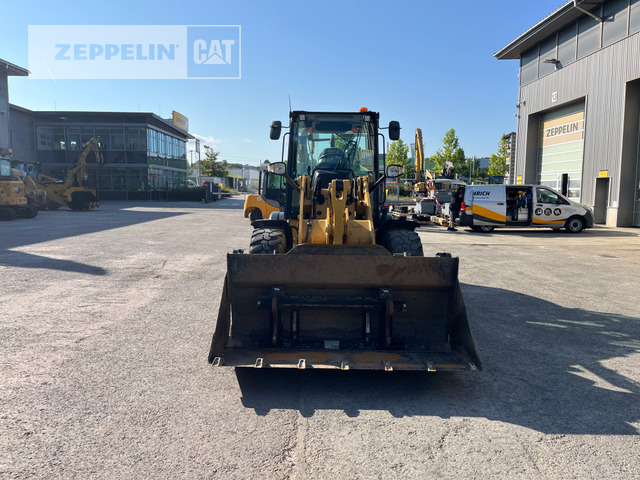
xmin=448 ymin=186 xmax=464 ymax=231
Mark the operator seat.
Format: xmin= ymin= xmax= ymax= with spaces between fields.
xmin=312 ymin=147 xmax=353 ymax=190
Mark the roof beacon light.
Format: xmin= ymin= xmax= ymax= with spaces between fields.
xmin=359 ymin=107 xmax=368 ymax=112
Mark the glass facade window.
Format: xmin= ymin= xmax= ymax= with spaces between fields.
xmin=110 ymin=127 xmax=125 ymax=150
xmin=67 ymin=127 xmax=81 ymax=150
xmin=631 ymin=0 xmax=640 ymax=34
xmin=577 ymin=14 xmax=601 ymax=59
xmin=36 ymin=126 xmax=52 ymax=150
xmin=126 ymin=126 xmax=147 ymax=151
xmin=52 ymin=126 xmax=65 ymax=150
xmin=558 ymin=22 xmax=577 ymax=67
xmin=81 ymin=127 xmax=95 ymax=147
xmin=603 ymin=0 xmax=629 ymax=47
xmin=96 ymin=127 xmax=110 ymax=150
xmin=520 ymin=47 xmax=538 ymax=86
xmin=36 ymin=119 xmax=190 ymax=194
xmin=538 ymin=35 xmax=558 ymax=77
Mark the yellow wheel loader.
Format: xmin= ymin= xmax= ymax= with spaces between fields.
xmin=209 ymin=110 xmax=481 ymax=372
xmin=243 ymin=170 xmax=284 ymax=222
xmin=0 ymin=160 xmax=38 ymax=221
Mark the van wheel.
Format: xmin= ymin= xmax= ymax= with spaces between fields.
xmin=476 ymin=225 xmax=495 ymax=233
xmin=565 ymin=216 xmax=585 ymax=233
xmin=382 ymin=229 xmax=424 ymax=256
xmin=249 ymin=209 xmax=262 ymax=222
xmin=249 ymin=228 xmax=286 ymax=254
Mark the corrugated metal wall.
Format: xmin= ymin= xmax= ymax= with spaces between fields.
xmin=515 ymin=32 xmax=640 ymax=226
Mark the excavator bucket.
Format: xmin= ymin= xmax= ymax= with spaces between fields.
xmin=208 ymin=245 xmax=482 ymax=372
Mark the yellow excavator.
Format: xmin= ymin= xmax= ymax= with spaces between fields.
xmin=31 ymin=137 xmax=104 ymax=210
xmin=412 ymin=128 xmax=433 ymax=196
xmin=208 ymin=110 xmax=481 ymax=372
xmin=0 ymin=159 xmax=38 ymax=220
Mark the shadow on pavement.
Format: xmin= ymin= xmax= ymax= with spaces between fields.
xmin=0 ymin=203 xmax=190 ymax=273
xmin=233 ymin=284 xmax=640 ymax=435
xmin=0 ymin=251 xmax=107 ymax=275
xmin=447 ymin=226 xmax=640 ymax=238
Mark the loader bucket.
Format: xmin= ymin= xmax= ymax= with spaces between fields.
xmin=209 ymin=245 xmax=481 ymax=372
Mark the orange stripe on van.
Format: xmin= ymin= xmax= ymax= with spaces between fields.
xmin=532 ymin=218 xmax=565 ymax=225
xmin=473 ymin=205 xmax=506 ymax=223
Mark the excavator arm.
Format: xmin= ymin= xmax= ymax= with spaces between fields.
xmin=64 ymin=137 xmax=104 ymax=189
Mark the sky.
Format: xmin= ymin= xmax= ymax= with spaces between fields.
xmin=1 ymin=0 xmax=566 ymax=165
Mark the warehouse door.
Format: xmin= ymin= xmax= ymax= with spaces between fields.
xmin=594 ymin=177 xmax=609 ymax=224
xmin=537 ymin=102 xmax=585 ymax=201
xmin=635 ymin=145 xmax=640 ymax=226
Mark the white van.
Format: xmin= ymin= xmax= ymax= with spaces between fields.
xmin=459 ymin=184 xmax=594 ymax=233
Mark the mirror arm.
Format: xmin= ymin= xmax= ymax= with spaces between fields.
xmin=283 ymin=171 xmax=300 ymax=191
xmin=369 ymin=174 xmax=387 ymax=193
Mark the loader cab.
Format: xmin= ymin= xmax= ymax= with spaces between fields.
xmin=279 ymin=111 xmax=384 ymax=220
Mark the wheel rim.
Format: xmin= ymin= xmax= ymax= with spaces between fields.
xmin=568 ymin=218 xmax=583 ymax=232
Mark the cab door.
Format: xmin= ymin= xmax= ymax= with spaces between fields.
xmin=532 ymin=187 xmax=570 ymax=228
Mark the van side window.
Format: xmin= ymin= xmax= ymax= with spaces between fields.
xmin=536 ymin=188 xmax=569 ymax=205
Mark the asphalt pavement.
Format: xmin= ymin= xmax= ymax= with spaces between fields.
xmin=1 ymin=198 xmax=639 ymax=479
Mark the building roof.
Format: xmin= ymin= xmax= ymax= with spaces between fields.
xmin=9 ymin=105 xmax=194 ymax=139
xmin=0 ymin=58 xmax=28 ymax=76
xmin=495 ymin=1 xmax=605 ymax=60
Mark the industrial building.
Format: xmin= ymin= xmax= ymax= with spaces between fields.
xmin=496 ymin=0 xmax=640 ymax=227
xmin=1 ymin=57 xmax=193 ymax=200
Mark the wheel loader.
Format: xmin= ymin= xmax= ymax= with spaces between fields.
xmin=208 ymin=110 xmax=481 ymax=371
xmin=0 ymin=159 xmax=38 ymax=221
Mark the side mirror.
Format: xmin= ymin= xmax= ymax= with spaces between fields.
xmin=388 ymin=121 xmax=400 ymax=141
xmin=386 ymin=164 xmax=404 ymax=178
xmin=270 ymin=121 xmax=282 ymax=140
xmin=267 ymin=161 xmax=287 ymax=175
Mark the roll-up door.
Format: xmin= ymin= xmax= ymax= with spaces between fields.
xmin=537 ymin=102 xmax=585 ymax=201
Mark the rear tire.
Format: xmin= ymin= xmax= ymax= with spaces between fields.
xmin=249 ymin=209 xmax=262 ymax=222
xmin=382 ymin=229 xmax=424 ymax=256
xmin=249 ymin=228 xmax=286 ymax=254
xmin=565 ymin=216 xmax=585 ymax=233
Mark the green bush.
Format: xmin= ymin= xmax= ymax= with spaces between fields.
xmin=168 ymin=187 xmax=206 ymax=201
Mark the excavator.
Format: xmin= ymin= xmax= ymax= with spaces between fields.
xmin=29 ymin=137 xmax=104 ymax=210
xmin=208 ymin=109 xmax=481 ymax=372
xmin=412 ymin=128 xmax=433 ymax=196
xmin=0 ymin=159 xmax=38 ymax=220
xmin=390 ymin=128 xmax=437 ymax=222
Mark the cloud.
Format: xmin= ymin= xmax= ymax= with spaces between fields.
xmin=241 ymin=138 xmax=253 ymax=143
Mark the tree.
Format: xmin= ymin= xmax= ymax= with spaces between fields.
xmin=199 ymin=149 xmax=228 ymax=177
xmin=488 ymin=135 xmax=510 ymax=176
xmin=386 ymin=139 xmax=413 ymax=178
xmin=429 ymin=128 xmax=466 ymax=176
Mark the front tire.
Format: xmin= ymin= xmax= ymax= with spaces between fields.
xmin=381 ymin=229 xmax=424 ymax=256
xmin=476 ymin=225 xmax=495 ymax=233
xmin=249 ymin=228 xmax=286 ymax=254
xmin=565 ymin=216 xmax=585 ymax=233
